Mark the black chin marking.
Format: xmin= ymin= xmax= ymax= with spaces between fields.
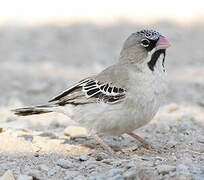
xmin=147 ymin=49 xmax=166 ymax=71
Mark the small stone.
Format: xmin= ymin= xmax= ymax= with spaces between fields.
xmin=167 ymin=103 xmax=179 ymax=112
xmin=91 ymin=175 xmax=106 ymax=180
xmin=124 ymin=169 xmax=138 ymax=180
xmin=157 ymin=165 xmax=176 ymax=175
xmin=26 ymin=169 xmax=41 ymax=179
xmin=112 ymin=174 xmax=124 ymax=180
xmin=38 ymin=164 xmax=49 ymax=171
xmin=177 ymin=164 xmax=190 ymax=175
xmin=167 ymin=138 xmax=177 ymax=148
xmin=198 ymin=99 xmax=204 ymax=107
xmin=0 ymin=170 xmax=15 ymax=180
xmin=141 ymin=156 xmax=151 ymax=161
xmin=101 ymin=159 xmax=113 ymax=165
xmin=95 ymin=152 xmax=109 ymax=161
xmin=74 ymin=175 xmax=86 ymax=180
xmin=17 ymin=175 xmax=33 ymax=180
xmin=64 ymin=170 xmax=80 ymax=180
xmin=70 ymin=134 xmax=88 ymax=140
xmin=64 ymin=126 xmax=88 ymax=137
xmin=109 ymin=168 xmax=123 ymax=176
xmin=200 ymin=154 xmax=204 ymax=161
xmin=198 ymin=144 xmax=204 ymax=153
xmin=125 ymin=162 xmax=135 ymax=169
xmin=138 ymin=169 xmax=157 ymax=179
xmin=154 ymin=159 xmax=162 ymax=165
xmin=65 ymin=170 xmax=79 ymax=177
xmin=79 ymin=154 xmax=89 ymax=161
xmin=38 ymin=132 xmax=58 ymax=139
xmin=156 ymin=122 xmax=170 ymax=134
xmin=198 ymin=136 xmax=204 ymax=144
xmin=34 ymin=153 xmax=39 ymax=157
xmin=64 ymin=175 xmax=72 ymax=180
xmin=47 ymin=168 xmax=57 ymax=176
xmin=57 ymin=159 xmax=72 ymax=169
xmin=49 ymin=119 xmax=61 ymax=128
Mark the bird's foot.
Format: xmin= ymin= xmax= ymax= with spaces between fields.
xmin=93 ymin=134 xmax=118 ymax=158
xmin=127 ymin=132 xmax=154 ymax=150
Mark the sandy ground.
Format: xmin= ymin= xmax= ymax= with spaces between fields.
xmin=0 ymin=21 xmax=204 ymax=180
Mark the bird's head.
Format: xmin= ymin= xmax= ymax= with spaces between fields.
xmin=119 ymin=29 xmax=170 ymax=71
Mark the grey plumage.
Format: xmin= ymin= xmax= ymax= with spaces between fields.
xmin=13 ymin=29 xmax=170 ymax=152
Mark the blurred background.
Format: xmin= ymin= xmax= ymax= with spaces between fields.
xmin=0 ymin=0 xmax=204 ymax=107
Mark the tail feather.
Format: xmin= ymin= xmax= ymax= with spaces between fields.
xmin=12 ymin=104 xmax=55 ymax=116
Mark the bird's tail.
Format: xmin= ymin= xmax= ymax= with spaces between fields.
xmin=12 ymin=104 xmax=56 ymax=116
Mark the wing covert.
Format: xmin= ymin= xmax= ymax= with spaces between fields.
xmin=49 ymin=78 xmax=126 ymax=105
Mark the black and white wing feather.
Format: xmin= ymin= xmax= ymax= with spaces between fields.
xmin=49 ymin=78 xmax=126 ymax=105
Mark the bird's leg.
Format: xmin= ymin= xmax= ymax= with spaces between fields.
xmin=93 ymin=134 xmax=116 ymax=156
xmin=127 ymin=132 xmax=150 ymax=149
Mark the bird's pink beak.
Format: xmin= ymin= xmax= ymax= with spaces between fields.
xmin=156 ymin=36 xmax=170 ymax=50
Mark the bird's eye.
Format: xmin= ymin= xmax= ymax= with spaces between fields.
xmin=141 ymin=39 xmax=150 ymax=47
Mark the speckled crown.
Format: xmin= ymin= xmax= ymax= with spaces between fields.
xmin=137 ymin=29 xmax=161 ymax=40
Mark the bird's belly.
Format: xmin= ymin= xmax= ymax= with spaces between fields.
xmin=72 ymin=96 xmax=159 ymax=136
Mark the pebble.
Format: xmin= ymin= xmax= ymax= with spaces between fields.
xmin=95 ymin=152 xmax=109 ymax=161
xmin=26 ymin=169 xmax=41 ymax=179
xmin=109 ymin=168 xmax=123 ymax=176
xmin=79 ymin=154 xmax=89 ymax=161
xmin=74 ymin=175 xmax=87 ymax=180
xmin=156 ymin=122 xmax=170 ymax=134
xmin=138 ymin=168 xmax=157 ymax=179
xmin=199 ymin=144 xmax=204 ymax=153
xmin=0 ymin=170 xmax=15 ymax=180
xmin=38 ymin=164 xmax=49 ymax=171
xmin=38 ymin=132 xmax=58 ymax=139
xmin=90 ymin=175 xmax=106 ymax=180
xmin=197 ymin=135 xmax=204 ymax=144
xmin=64 ymin=171 xmax=79 ymax=179
xmin=17 ymin=175 xmax=33 ymax=180
xmin=112 ymin=174 xmax=124 ymax=180
xmin=57 ymin=159 xmax=73 ymax=169
xmin=125 ymin=162 xmax=135 ymax=169
xmin=65 ymin=171 xmax=79 ymax=177
xmin=123 ymin=169 xmax=138 ymax=180
xmin=177 ymin=164 xmax=190 ymax=175
xmin=157 ymin=165 xmax=176 ymax=175
xmin=167 ymin=138 xmax=177 ymax=148
xmin=154 ymin=159 xmax=162 ymax=165
xmin=198 ymin=99 xmax=204 ymax=107
xmin=167 ymin=103 xmax=180 ymax=112
xmin=64 ymin=175 xmax=73 ymax=180
xmin=47 ymin=168 xmax=57 ymax=176
xmin=200 ymin=154 xmax=204 ymax=161
xmin=49 ymin=119 xmax=61 ymax=128
xmin=70 ymin=134 xmax=88 ymax=140
xmin=64 ymin=126 xmax=88 ymax=137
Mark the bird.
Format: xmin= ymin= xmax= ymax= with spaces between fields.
xmin=13 ymin=29 xmax=170 ymax=155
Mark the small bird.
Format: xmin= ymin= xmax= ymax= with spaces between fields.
xmin=13 ymin=29 xmax=170 ymax=154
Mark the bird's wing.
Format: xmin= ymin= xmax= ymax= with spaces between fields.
xmin=49 ymin=78 xmax=126 ymax=106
